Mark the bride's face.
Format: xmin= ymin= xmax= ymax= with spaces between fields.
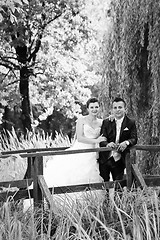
xmin=87 ymin=102 xmax=100 ymax=116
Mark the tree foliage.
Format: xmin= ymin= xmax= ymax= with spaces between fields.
xmin=101 ymin=0 xmax=160 ymax=174
xmin=30 ymin=7 xmax=100 ymax=119
xmin=0 ymin=0 xmax=104 ymax=135
xmin=0 ymin=0 xmax=72 ymax=131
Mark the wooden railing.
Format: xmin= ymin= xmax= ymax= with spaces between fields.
xmin=0 ymin=145 xmax=160 ymax=210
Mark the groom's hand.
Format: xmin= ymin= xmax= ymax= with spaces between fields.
xmin=117 ymin=141 xmax=128 ymax=152
xmin=108 ymin=114 xmax=115 ymax=122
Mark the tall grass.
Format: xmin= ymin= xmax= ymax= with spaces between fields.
xmin=0 ymin=129 xmax=160 ymax=239
xmin=0 ymin=187 xmax=160 ymax=239
xmin=0 ymin=128 xmax=71 ymax=151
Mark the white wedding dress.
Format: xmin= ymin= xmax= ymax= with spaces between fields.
xmin=44 ymin=124 xmax=103 ymax=189
xmin=23 ymin=124 xmax=104 ymax=211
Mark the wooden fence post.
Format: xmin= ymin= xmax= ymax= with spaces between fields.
xmin=125 ymin=151 xmax=133 ymax=189
xmin=24 ymin=157 xmax=34 ymax=179
xmin=131 ymin=164 xmax=147 ymax=189
xmin=33 ymin=156 xmax=43 ymax=208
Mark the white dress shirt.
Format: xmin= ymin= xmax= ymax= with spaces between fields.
xmin=115 ymin=117 xmax=124 ymax=143
xmin=112 ymin=117 xmax=124 ymax=161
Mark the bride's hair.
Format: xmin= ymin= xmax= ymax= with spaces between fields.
xmin=86 ymin=97 xmax=99 ymax=108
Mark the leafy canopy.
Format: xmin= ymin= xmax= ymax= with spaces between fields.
xmin=0 ymin=0 xmax=103 ymax=120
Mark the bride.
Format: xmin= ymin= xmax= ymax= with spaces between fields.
xmin=43 ymin=97 xmax=106 ymax=197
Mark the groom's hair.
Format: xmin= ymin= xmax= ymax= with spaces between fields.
xmin=112 ymin=97 xmax=126 ymax=107
xmin=86 ymin=97 xmax=99 ymax=108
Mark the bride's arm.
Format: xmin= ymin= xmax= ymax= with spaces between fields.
xmin=76 ymin=117 xmax=106 ymax=144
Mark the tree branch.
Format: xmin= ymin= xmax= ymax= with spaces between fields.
xmin=0 ymin=62 xmax=14 ymax=70
xmin=45 ymin=12 xmax=62 ymax=27
xmin=0 ymin=56 xmax=20 ymax=70
xmin=1 ymin=56 xmax=18 ymax=61
xmin=27 ymin=36 xmax=42 ymax=63
xmin=0 ymin=69 xmax=11 ymax=84
xmin=6 ymin=79 xmax=19 ymax=86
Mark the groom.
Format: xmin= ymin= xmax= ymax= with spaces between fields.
xmin=98 ymin=97 xmax=138 ymax=182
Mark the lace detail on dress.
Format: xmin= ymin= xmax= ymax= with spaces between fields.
xmin=83 ymin=124 xmax=101 ymax=139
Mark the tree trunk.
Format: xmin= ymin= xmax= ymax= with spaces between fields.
xmin=14 ymin=42 xmax=32 ymax=133
xmin=19 ymin=66 xmax=32 ymax=133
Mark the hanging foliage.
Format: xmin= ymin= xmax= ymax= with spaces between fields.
xmin=101 ymin=0 xmax=160 ymax=174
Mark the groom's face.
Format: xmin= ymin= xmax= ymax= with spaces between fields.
xmin=112 ymin=101 xmax=126 ymax=119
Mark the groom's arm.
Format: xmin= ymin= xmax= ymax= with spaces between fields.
xmin=127 ymin=120 xmax=138 ymax=146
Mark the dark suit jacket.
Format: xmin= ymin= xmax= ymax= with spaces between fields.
xmin=98 ymin=115 xmax=137 ymax=165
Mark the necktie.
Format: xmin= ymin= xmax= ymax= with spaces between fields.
xmin=112 ymin=119 xmax=122 ymax=161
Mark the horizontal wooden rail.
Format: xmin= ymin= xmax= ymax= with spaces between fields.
xmin=48 ymin=180 xmax=127 ymax=194
xmin=0 ymin=189 xmax=32 ymax=202
xmin=1 ymin=145 xmax=160 ymax=159
xmin=20 ymin=145 xmax=160 ymax=158
xmin=1 ymin=174 xmax=160 ymax=203
xmin=144 ymin=176 xmax=160 ymax=187
xmin=0 ymin=180 xmax=127 ymax=202
xmin=0 ymin=179 xmax=32 ymax=189
xmin=1 ymin=147 xmax=69 ymax=155
xmin=20 ymin=147 xmax=113 ymax=158
xmin=135 ymin=145 xmax=160 ymax=151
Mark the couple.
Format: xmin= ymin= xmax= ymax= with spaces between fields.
xmin=44 ymin=97 xmax=137 ymax=190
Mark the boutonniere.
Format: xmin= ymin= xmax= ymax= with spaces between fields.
xmin=123 ymin=127 xmax=129 ymax=131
